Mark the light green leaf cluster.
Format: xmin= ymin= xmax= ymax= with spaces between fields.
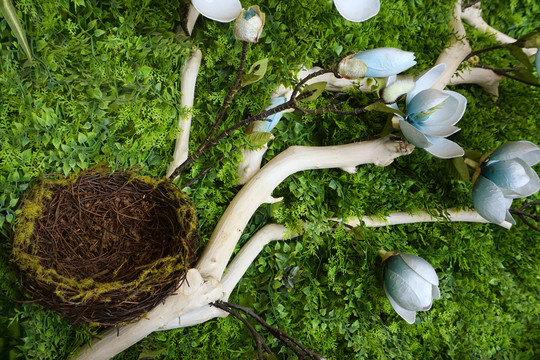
xmin=0 ymin=0 xmax=539 ymax=359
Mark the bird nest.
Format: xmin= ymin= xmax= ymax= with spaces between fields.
xmin=11 ymin=167 xmax=198 ymax=326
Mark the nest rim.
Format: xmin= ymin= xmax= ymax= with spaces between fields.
xmin=12 ymin=167 xmax=198 ymax=326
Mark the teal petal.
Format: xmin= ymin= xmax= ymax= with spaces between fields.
xmin=424 ymin=136 xmax=464 ymax=159
xmin=488 ymin=141 xmax=540 ymax=166
xmin=472 ymin=175 xmax=513 ymax=224
xmin=406 ymin=89 xmax=449 ymax=122
xmin=487 ymin=158 xmax=540 ymax=198
xmin=399 ymin=119 xmax=432 ymax=148
xmin=406 ymin=63 xmax=446 ymax=106
xmin=482 ymin=159 xmax=530 ymax=194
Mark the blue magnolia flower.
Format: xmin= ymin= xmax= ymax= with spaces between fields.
xmin=251 ymin=97 xmax=287 ymax=133
xmin=333 ymin=0 xmax=380 ymax=22
xmin=384 ymin=253 xmax=440 ymax=324
xmin=472 ymin=141 xmax=540 ymax=225
xmin=338 ymin=48 xmax=416 ymax=80
xmin=393 ymin=63 xmax=467 ymax=158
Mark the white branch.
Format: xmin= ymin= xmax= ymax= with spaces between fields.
xmin=167 ymin=49 xmax=203 ymax=178
xmin=186 ymin=5 xmax=200 ymax=36
xmin=160 ymin=224 xmax=298 ymax=331
xmin=336 ymin=208 xmax=512 ymax=229
xmin=461 ymin=2 xmax=537 ymax=57
xmin=449 ymin=67 xmax=503 ymax=98
xmin=432 ymin=1 xmax=472 ymax=90
xmin=73 ymin=269 xmax=224 ymax=360
xmin=197 ymin=135 xmax=414 ymax=281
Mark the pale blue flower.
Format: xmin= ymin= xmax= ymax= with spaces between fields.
xmin=472 ymin=141 xmax=540 ymax=225
xmin=393 ymin=64 xmax=467 ymax=158
xmin=333 ymin=0 xmax=380 ymax=22
xmin=351 ymin=48 xmax=417 ymax=78
xmin=384 ymin=253 xmax=440 ymax=324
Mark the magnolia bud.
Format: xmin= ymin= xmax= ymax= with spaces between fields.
xmin=337 ymin=55 xmax=368 ymax=80
xmin=383 ymin=253 xmax=440 ymax=324
xmin=234 ymin=6 xmax=265 ymax=43
xmin=382 ymin=77 xmax=415 ymax=103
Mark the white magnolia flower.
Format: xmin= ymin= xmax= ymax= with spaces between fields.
xmin=383 ymin=253 xmax=440 ymax=324
xmin=391 ymin=64 xmax=467 ymax=159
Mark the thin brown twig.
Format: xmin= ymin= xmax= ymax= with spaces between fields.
xmin=213 ymin=300 xmax=326 ymax=360
xmin=211 ymin=301 xmax=276 ymax=360
xmin=473 ymin=65 xmax=540 ymax=87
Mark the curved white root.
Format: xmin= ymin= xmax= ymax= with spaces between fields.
xmin=335 ymin=208 xmax=512 ymax=229
xmin=461 ymin=3 xmax=537 ymax=57
xmin=449 ymin=67 xmax=503 ymax=99
xmin=167 ymin=49 xmax=203 ymax=178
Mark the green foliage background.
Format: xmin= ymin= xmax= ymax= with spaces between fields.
xmin=0 ymin=0 xmax=539 ymax=359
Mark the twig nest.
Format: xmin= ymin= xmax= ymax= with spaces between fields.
xmin=11 ymin=167 xmax=198 ymax=326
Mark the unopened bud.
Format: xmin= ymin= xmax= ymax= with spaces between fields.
xmin=382 ymin=77 xmax=415 ymax=103
xmin=234 ymin=6 xmax=265 ymax=43
xmin=337 ymin=55 xmax=368 ymax=80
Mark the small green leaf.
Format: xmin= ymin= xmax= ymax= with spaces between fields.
xmin=505 ymin=44 xmax=534 ymax=72
xmin=21 ymin=148 xmax=31 ymax=162
xmin=299 ymin=82 xmax=327 ymax=102
xmin=0 ymin=0 xmax=33 ymax=63
xmin=246 ymin=132 xmax=272 ymax=148
xmin=94 ymin=29 xmax=106 ymax=37
xmin=451 ymin=157 xmax=470 ymax=182
xmin=365 ymin=102 xmax=406 ymax=117
xmin=241 ymin=58 xmax=268 ymax=87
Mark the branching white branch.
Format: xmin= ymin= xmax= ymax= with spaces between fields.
xmin=198 ymin=135 xmax=414 ymax=281
xmin=167 ymin=49 xmax=203 ymax=178
xmin=461 ymin=2 xmax=537 ymax=57
xmin=335 ymin=208 xmax=512 ymax=229
xmin=432 ymin=1 xmax=472 ymax=90
xmin=449 ymin=67 xmax=503 ymax=98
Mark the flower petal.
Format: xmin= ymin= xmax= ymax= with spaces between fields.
xmin=264 ymin=97 xmax=287 ymax=132
xmin=399 ymin=254 xmax=439 ymax=286
xmin=489 ymin=141 xmax=540 ymax=166
xmin=536 ymin=46 xmax=540 ymax=77
xmin=406 ymin=89 xmax=449 ymax=121
xmin=192 ymin=0 xmax=242 ymax=23
xmin=472 ymin=175 xmax=513 ymax=224
xmin=353 ymin=48 xmax=416 ymax=77
xmin=384 ymin=284 xmax=417 ymax=324
xmin=406 ymin=63 xmax=446 ymax=106
xmin=482 ymin=159 xmax=530 ymax=194
xmin=385 ymin=256 xmax=433 ymax=310
xmin=422 ymin=90 xmax=467 ymax=126
xmin=432 ymin=285 xmax=441 ymax=300
xmin=419 ymin=124 xmax=460 ymax=137
xmin=333 ymin=0 xmax=380 ymax=22
xmin=399 ymin=119 xmax=432 ymax=148
xmin=424 ymin=136 xmax=464 ymax=158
